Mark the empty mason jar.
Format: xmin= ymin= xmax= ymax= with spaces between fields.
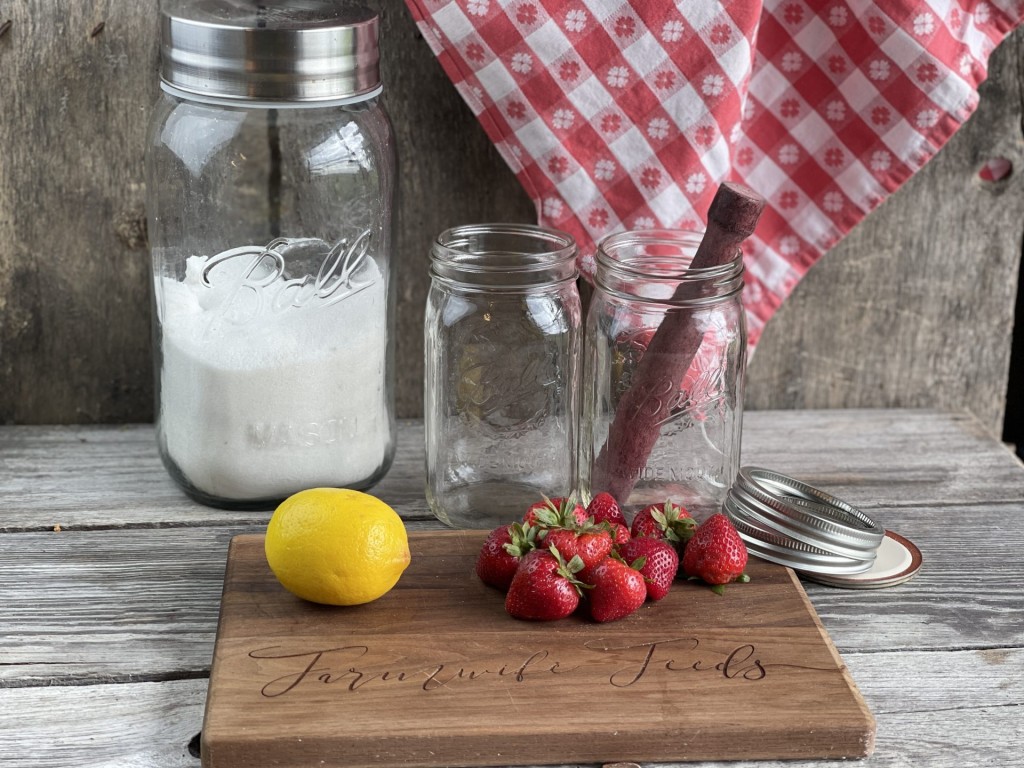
xmin=425 ymin=224 xmax=581 ymax=529
xmin=146 ymin=1 xmax=397 ymax=508
xmin=579 ymin=230 xmax=746 ymax=522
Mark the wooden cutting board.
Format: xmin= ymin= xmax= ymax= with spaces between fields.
xmin=201 ymin=532 xmax=874 ymax=767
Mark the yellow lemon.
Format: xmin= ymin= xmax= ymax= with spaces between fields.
xmin=265 ymin=488 xmax=411 ymax=606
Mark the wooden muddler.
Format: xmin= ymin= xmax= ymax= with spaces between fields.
xmin=593 ymin=182 xmax=765 ymax=504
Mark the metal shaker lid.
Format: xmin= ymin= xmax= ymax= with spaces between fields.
xmin=160 ymin=0 xmax=381 ymax=104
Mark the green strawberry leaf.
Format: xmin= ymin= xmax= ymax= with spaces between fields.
xmin=710 ymin=584 xmax=727 ymax=596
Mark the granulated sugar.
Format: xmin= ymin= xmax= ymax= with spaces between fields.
xmin=157 ymin=245 xmax=389 ymax=501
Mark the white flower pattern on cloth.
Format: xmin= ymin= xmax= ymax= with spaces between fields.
xmin=685 ymin=173 xmax=707 ymax=195
xmin=913 ymin=12 xmax=935 ymax=35
xmin=551 ymin=108 xmax=575 ymax=130
xmin=868 ymin=59 xmax=891 ymax=80
xmin=564 ymin=9 xmax=586 ymax=33
xmin=510 ymin=52 xmax=532 ymax=74
xmin=606 ymin=66 xmax=630 ymax=88
xmin=404 ymin=0 xmax=1024 ymax=348
xmin=647 ymin=118 xmax=671 ymax=140
xmin=829 ymin=6 xmax=849 ymax=26
xmin=702 ymin=74 xmax=725 ymax=97
xmin=825 ymin=101 xmax=846 ymax=121
xmin=594 ymin=159 xmax=616 ymax=180
xmin=662 ymin=19 xmax=685 ymax=42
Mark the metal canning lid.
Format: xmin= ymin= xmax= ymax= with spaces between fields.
xmin=725 ymin=496 xmax=879 ymax=564
xmin=724 ymin=499 xmax=876 ymax=573
xmin=733 ymin=468 xmax=884 ymax=548
xmin=729 ymin=481 xmax=881 ymax=555
xmin=160 ymin=0 xmax=381 ymax=104
xmin=725 ymin=467 xmax=885 ymax=576
xmin=801 ymin=531 xmax=923 ymax=589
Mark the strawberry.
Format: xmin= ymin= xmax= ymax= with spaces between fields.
xmin=619 ymin=537 xmax=678 ymax=601
xmin=505 ymin=547 xmax=585 ymax=621
xmin=586 ymin=556 xmax=647 ymax=622
xmin=542 ymin=526 xmax=613 ymax=571
xmin=524 ymin=496 xmax=587 ymax=529
xmin=606 ymin=522 xmax=631 ymax=547
xmin=475 ymin=522 xmax=539 ymax=591
xmin=586 ymin=492 xmax=628 ymax=528
xmin=682 ymin=513 xmax=750 ymax=594
xmin=630 ymin=501 xmax=696 ymax=547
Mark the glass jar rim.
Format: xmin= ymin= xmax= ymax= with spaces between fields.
xmin=430 ymin=223 xmax=578 ymax=292
xmin=597 ymin=229 xmax=741 ymax=280
xmin=594 ymin=229 xmax=743 ymax=306
xmin=433 ymin=223 xmax=577 ymax=268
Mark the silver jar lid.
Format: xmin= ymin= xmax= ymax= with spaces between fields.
xmin=160 ymin=0 xmax=381 ymax=104
xmin=725 ymin=467 xmax=887 ymax=576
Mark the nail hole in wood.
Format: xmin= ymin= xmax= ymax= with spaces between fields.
xmin=188 ymin=732 xmax=201 ymax=759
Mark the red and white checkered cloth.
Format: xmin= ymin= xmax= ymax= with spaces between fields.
xmin=403 ymin=0 xmax=1023 ymax=346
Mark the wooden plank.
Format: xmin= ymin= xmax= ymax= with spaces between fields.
xmin=0 ymin=680 xmax=208 ymax=768
xmin=0 ymin=0 xmax=159 ymax=424
xmin=1 ymin=5 xmax=1022 ymax=435
xmin=801 ymin=503 xmax=1024 ymax=653
xmin=3 ymin=649 xmax=1021 ymax=768
xmin=1 ymin=410 xmax=1020 ymax=531
xmin=0 ymin=420 xmax=433 ymax=531
xmin=202 ymin=532 xmax=874 ymax=766
xmin=0 ymin=497 xmax=1020 ymax=685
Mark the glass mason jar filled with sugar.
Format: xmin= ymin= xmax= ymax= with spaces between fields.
xmin=579 ymin=230 xmax=746 ymax=522
xmin=146 ymin=1 xmax=396 ymax=508
xmin=425 ymin=224 xmax=581 ymax=529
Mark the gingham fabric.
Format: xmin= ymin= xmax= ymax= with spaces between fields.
xmin=403 ymin=0 xmax=1023 ymax=345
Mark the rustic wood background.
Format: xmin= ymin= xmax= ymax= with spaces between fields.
xmin=0 ymin=2 xmax=1021 ymax=439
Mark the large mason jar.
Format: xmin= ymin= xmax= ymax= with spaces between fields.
xmin=146 ymin=1 xmax=396 ymax=508
xmin=425 ymin=224 xmax=581 ymax=529
xmin=579 ymin=230 xmax=746 ymax=522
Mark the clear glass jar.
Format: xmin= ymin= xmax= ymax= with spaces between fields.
xmin=146 ymin=1 xmax=396 ymax=508
xmin=425 ymin=224 xmax=581 ymax=529
xmin=579 ymin=230 xmax=746 ymax=522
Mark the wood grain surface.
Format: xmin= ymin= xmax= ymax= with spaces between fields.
xmin=201 ymin=531 xmax=874 ymax=767
xmin=1 ymin=4 xmax=1022 ymax=436
xmin=1 ymin=410 xmax=1023 ymax=767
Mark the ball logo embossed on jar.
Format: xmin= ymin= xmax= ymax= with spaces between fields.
xmin=615 ymin=322 xmax=732 ymax=428
xmin=457 ymin=337 xmax=559 ymax=429
xmin=201 ymin=232 xmax=373 ymax=331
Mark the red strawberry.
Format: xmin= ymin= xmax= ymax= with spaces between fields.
xmin=542 ymin=526 xmax=613 ymax=571
xmin=586 ymin=492 xmax=628 ymax=528
xmin=505 ymin=548 xmax=585 ymax=621
xmin=682 ymin=514 xmax=750 ymax=594
xmin=475 ymin=522 xmax=539 ymax=591
xmin=524 ymin=496 xmax=587 ymax=529
xmin=586 ymin=556 xmax=647 ymax=622
xmin=606 ymin=522 xmax=631 ymax=547
xmin=619 ymin=537 xmax=679 ymax=601
xmin=630 ymin=501 xmax=696 ymax=546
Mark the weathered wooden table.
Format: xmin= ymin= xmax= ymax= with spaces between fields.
xmin=1 ymin=409 xmax=1022 ymax=767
